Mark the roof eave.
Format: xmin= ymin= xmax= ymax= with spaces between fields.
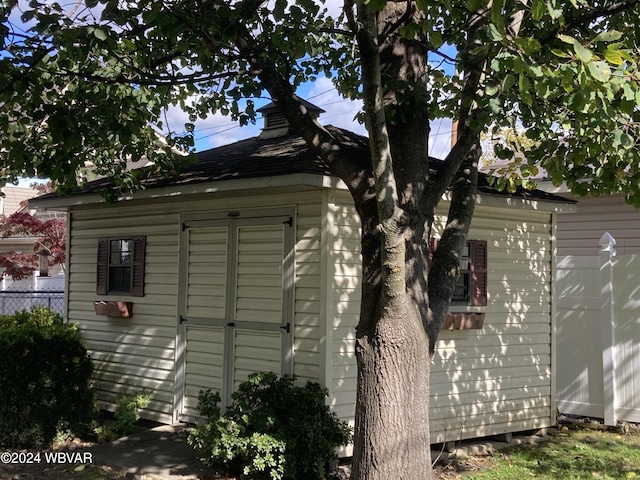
xmin=28 ymin=173 xmax=347 ymax=210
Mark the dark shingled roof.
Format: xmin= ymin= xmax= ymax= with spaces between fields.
xmin=37 ymin=125 xmax=572 ymax=204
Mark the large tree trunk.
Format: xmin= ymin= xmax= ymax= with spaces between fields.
xmin=250 ymin=2 xmax=477 ymax=477
xmin=350 ymin=197 xmax=434 ymax=480
xmin=348 ymin=2 xmax=437 ymax=478
xmin=352 ymin=294 xmax=432 ymax=480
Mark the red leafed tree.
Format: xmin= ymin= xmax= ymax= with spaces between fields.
xmin=0 ymin=185 xmax=66 ymax=281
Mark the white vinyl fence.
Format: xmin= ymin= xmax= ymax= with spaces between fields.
xmin=557 ymin=232 xmax=640 ymax=425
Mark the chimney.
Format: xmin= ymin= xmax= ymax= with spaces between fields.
xmin=256 ymin=99 xmax=325 ymax=139
xmin=451 ymin=119 xmax=459 ymax=148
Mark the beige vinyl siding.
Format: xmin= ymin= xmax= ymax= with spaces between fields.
xmin=66 ymin=190 xmax=324 ymax=423
xmin=185 ymin=227 xmax=227 ymax=319
xmin=327 ymin=199 xmax=554 ymax=442
xmin=557 ymin=194 xmax=640 ymax=256
xmin=236 ymin=225 xmax=284 ymax=323
xmin=327 ymin=191 xmax=361 ymax=424
xmin=67 ymin=208 xmax=180 ymax=423
xmin=181 ymin=226 xmax=227 ymax=418
xmin=232 ymin=223 xmax=285 ymax=385
xmin=430 ymin=205 xmax=554 ymax=442
xmin=293 ymin=202 xmax=323 ymax=382
xmin=67 ymin=183 xmax=554 ymax=441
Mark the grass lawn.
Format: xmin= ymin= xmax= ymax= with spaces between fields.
xmin=449 ymin=424 xmax=640 ymax=479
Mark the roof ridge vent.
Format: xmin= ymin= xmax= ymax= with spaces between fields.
xmin=256 ymin=99 xmax=325 ymax=139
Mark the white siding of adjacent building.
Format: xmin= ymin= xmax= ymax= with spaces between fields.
xmin=557 ymin=194 xmax=640 ymax=256
xmin=1 ymin=186 xmax=38 ymax=216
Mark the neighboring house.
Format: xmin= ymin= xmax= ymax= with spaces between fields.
xmin=0 ymin=186 xmax=56 ymax=290
xmin=0 ymin=186 xmax=40 ymax=259
xmin=482 ymin=159 xmax=640 ymax=255
xmin=31 ymin=103 xmax=574 ymax=450
xmin=0 ymin=186 xmax=65 ymax=315
xmin=548 ymin=192 xmax=640 ymax=256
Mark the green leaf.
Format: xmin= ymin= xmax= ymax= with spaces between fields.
xmin=587 ymin=61 xmax=611 ymax=82
xmin=531 ymin=0 xmax=546 ymax=20
xmin=485 ymin=83 xmax=499 ymax=97
xmin=430 ymin=31 xmax=443 ymax=50
xmin=547 ymin=1 xmax=564 ymax=19
xmin=501 ymin=73 xmax=516 ymax=92
xmin=596 ymin=31 xmax=623 ymax=43
xmin=557 ymin=34 xmax=577 ymax=46
xmin=490 ymin=0 xmax=504 ymax=29
xmin=515 ymin=37 xmax=542 ymax=55
xmin=21 ymin=10 xmax=36 ymax=22
xmin=93 ymin=28 xmax=108 ymax=41
xmin=488 ymin=97 xmax=502 ymax=113
xmin=466 ymin=0 xmax=485 ymax=12
xmin=604 ymin=47 xmax=624 ymax=66
xmin=551 ymin=49 xmax=571 ymax=58
xmin=573 ymin=43 xmax=593 ymax=63
xmin=519 ymin=73 xmax=530 ymax=93
xmin=361 ymin=0 xmax=386 ymax=11
xmin=620 ymin=132 xmax=634 ymax=149
xmin=487 ymin=23 xmax=503 ymax=41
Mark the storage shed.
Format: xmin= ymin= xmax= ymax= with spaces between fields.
xmin=31 ymin=107 xmax=574 ymax=448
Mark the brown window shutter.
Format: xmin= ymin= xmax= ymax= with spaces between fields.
xmin=470 ymin=240 xmax=487 ymax=306
xmin=96 ymin=237 xmax=109 ymax=295
xmin=131 ymin=236 xmax=146 ymax=297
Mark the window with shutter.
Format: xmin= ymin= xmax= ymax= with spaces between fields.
xmin=96 ymin=236 xmax=146 ymax=297
xmin=428 ymin=238 xmax=488 ymax=330
xmin=428 ymin=238 xmax=487 ymax=306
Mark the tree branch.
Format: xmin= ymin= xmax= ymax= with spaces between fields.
xmin=539 ymin=0 xmax=640 ymax=43
xmin=54 ymin=67 xmax=250 ymax=86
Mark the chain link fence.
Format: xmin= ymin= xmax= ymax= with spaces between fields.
xmin=0 ymin=290 xmax=64 ymax=316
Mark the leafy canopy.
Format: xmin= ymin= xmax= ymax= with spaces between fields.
xmin=1 ymin=0 xmax=640 ymax=202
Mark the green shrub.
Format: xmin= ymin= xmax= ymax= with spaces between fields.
xmin=0 ymin=307 xmax=95 ymax=448
xmin=188 ymin=372 xmax=352 ymax=480
xmin=93 ymin=390 xmax=151 ymax=442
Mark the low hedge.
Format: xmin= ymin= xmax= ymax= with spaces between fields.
xmin=0 ymin=307 xmax=95 ymax=447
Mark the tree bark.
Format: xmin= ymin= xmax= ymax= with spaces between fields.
xmin=352 ymin=293 xmax=432 ymax=480
xmin=350 ymin=3 xmax=435 ymax=479
xmin=235 ymin=2 xmax=479 ymax=478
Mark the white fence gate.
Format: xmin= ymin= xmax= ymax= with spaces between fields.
xmin=557 ymin=233 xmax=640 ymax=425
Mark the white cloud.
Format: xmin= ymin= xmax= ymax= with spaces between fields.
xmin=323 ymin=0 xmax=346 ymax=18
xmin=428 ymin=118 xmax=453 ymax=159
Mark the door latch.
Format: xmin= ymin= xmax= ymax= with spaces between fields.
xmin=279 ymin=323 xmax=291 ymax=333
